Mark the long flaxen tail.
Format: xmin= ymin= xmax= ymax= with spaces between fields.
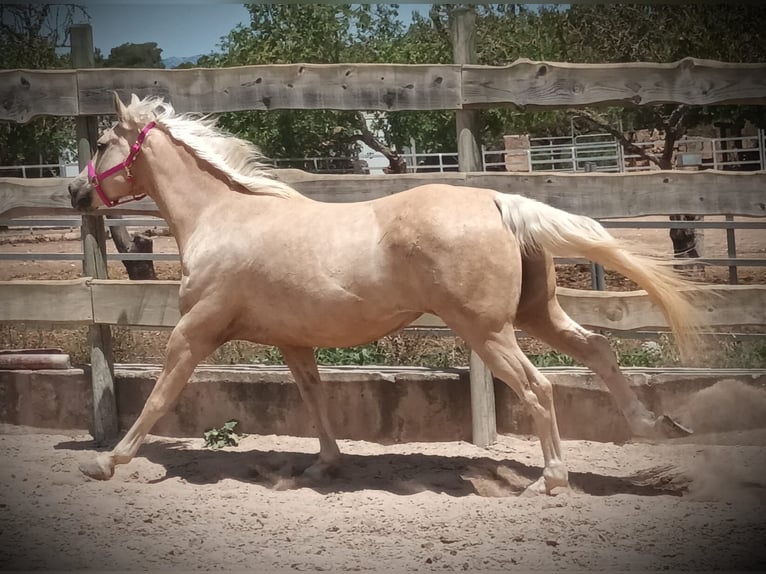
xmin=494 ymin=192 xmax=705 ymax=361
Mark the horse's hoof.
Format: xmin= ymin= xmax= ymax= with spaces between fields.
xmin=521 ymin=477 xmax=548 ymax=497
xmin=79 ymin=455 xmax=115 ymax=480
xmin=656 ymin=415 xmax=693 ymax=438
xmin=523 ymin=467 xmax=569 ymax=496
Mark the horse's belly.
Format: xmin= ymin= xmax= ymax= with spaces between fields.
xmin=232 ymin=298 xmax=420 ymax=348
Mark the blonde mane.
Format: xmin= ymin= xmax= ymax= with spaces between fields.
xmin=123 ymin=96 xmax=297 ymax=198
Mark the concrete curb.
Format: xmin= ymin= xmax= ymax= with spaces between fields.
xmin=1 ymin=364 xmax=764 ymax=443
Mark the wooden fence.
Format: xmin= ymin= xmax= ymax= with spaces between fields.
xmin=1 ymin=18 xmax=765 ymax=446
xmin=3 ymin=58 xmax=765 ymax=122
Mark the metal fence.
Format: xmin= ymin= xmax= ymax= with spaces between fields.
xmin=0 ymin=163 xmax=75 ymax=178
xmin=528 ymin=134 xmax=622 ymax=173
xmin=6 ymin=130 xmax=765 ymax=178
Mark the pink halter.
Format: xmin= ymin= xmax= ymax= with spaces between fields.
xmin=88 ymin=121 xmax=156 ymax=207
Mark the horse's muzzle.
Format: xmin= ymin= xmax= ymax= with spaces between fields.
xmin=68 ymin=181 xmax=93 ymax=211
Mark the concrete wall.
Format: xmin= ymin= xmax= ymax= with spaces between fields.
xmin=1 ymin=365 xmax=764 ymax=443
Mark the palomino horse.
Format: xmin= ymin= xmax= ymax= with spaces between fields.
xmin=69 ymin=94 xmax=702 ymax=494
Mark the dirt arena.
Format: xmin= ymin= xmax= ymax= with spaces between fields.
xmin=2 ymin=379 xmax=766 ymax=571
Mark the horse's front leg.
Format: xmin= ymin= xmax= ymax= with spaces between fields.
xmin=280 ymin=346 xmax=341 ymax=478
xmin=79 ymin=307 xmax=222 ymax=480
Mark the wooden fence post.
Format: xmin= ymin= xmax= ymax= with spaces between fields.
xmin=451 ymin=7 xmax=497 ymax=448
xmin=71 ymin=24 xmax=119 ymax=443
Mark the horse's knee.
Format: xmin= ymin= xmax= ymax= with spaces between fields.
xmin=521 ymin=389 xmax=550 ymax=424
xmin=586 ymin=330 xmax=612 ymax=353
xmin=531 ymin=376 xmax=554 ymax=404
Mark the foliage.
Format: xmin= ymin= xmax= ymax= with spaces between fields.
xmin=529 ymin=351 xmax=577 ymax=368
xmin=203 ymin=420 xmax=241 ymax=449
xmin=559 ymin=4 xmax=766 ymax=157
xmin=103 ymin=42 xmax=164 ymax=68
xmin=315 ymin=344 xmax=388 ymax=366
xmin=262 ymin=344 xmax=388 ymax=366
xmin=199 ymin=4 xmax=406 ymax=159
xmin=0 ymin=4 xmax=87 ymax=170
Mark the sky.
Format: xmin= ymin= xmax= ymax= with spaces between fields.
xmin=76 ymin=3 xmax=432 ymax=60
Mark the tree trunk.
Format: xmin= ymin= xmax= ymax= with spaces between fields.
xmin=658 ymin=138 xmax=702 ymax=266
xmin=669 ymin=214 xmax=702 ymax=258
xmin=352 ymin=112 xmax=408 ymax=174
xmin=107 ymin=216 xmax=157 ymax=280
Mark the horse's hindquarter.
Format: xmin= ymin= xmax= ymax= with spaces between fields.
xmin=374 ymin=185 xmax=523 ymax=325
xmin=180 ymin=186 xmax=521 ymax=347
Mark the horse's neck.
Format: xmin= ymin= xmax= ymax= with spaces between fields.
xmin=139 ymin=132 xmax=233 ymax=252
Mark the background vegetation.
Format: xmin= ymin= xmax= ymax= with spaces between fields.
xmin=3 ymin=3 xmax=765 ymax=167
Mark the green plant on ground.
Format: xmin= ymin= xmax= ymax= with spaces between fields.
xmin=259 ymin=343 xmax=388 ymax=366
xmin=315 ymin=343 xmax=387 ymax=365
xmin=707 ymin=338 xmax=766 ymax=369
xmin=529 ymin=350 xmax=578 ymax=368
xmin=203 ymin=420 xmax=241 ymax=449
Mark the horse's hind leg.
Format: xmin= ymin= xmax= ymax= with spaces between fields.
xmin=79 ymin=306 xmax=222 ymax=480
xmin=459 ymin=324 xmax=569 ymax=495
xmin=516 ymin=251 xmax=689 ymax=438
xmin=280 ymin=346 xmax=341 ymax=477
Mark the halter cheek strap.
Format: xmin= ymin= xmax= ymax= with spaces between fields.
xmin=88 ymin=121 xmax=157 ymax=207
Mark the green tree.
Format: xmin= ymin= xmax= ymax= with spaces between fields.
xmin=201 ymin=4 xmax=513 ymax=162
xmin=0 ymin=4 xmax=87 ymax=173
xmin=200 ymin=4 xmax=405 ymax=162
xmin=373 ymin=6 xmax=454 ymax=155
xmin=104 ymin=41 xmax=164 ymax=68
xmin=557 ymin=4 xmax=766 ymax=258
xmin=560 ymin=4 xmax=766 ymax=161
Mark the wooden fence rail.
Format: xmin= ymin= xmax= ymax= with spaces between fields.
xmin=1 ymin=279 xmax=764 ymax=333
xmin=2 ymin=58 xmax=766 ymax=122
xmin=2 ymin=170 xmax=766 ymax=219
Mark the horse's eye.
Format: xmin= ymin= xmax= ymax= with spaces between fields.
xmin=97 ymin=142 xmax=107 ymax=152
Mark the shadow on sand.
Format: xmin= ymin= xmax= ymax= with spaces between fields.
xmin=55 ymin=437 xmax=686 ymax=498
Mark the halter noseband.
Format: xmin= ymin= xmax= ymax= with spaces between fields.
xmin=88 ymin=121 xmax=156 ymax=207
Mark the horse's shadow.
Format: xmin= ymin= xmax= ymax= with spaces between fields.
xmin=55 ymin=438 xmax=685 ymax=498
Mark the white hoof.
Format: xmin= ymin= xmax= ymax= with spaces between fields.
xmin=79 ymin=454 xmax=115 ymax=480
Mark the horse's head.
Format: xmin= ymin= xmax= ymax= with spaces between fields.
xmin=69 ymin=92 xmax=155 ymax=210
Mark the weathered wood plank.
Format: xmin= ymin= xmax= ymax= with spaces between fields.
xmin=76 ymin=64 xmax=462 ymax=115
xmin=463 ymin=171 xmax=766 ymax=218
xmin=0 ymin=177 xmax=80 ymax=217
xmin=1 ymin=280 xmax=762 ymax=332
xmin=412 ymin=285 xmax=766 ymax=331
xmin=0 ymin=279 xmax=92 ymax=324
xmin=8 ymin=280 xmax=752 ymax=332
xmin=2 ymin=171 xmax=764 ymax=219
xmin=0 ymin=353 xmax=71 ymax=370
xmin=0 ymin=70 xmax=78 ymax=123
xmin=3 ymin=59 xmax=766 ymax=121
xmin=463 ymin=58 xmax=766 ymax=108
xmin=90 ymin=280 xmax=181 ymax=328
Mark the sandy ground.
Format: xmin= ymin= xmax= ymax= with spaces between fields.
xmin=1 ymin=422 xmax=765 ymax=571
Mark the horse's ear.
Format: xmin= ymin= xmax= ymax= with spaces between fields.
xmin=113 ymin=91 xmax=128 ymax=119
xmin=130 ymin=93 xmax=141 ymax=106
